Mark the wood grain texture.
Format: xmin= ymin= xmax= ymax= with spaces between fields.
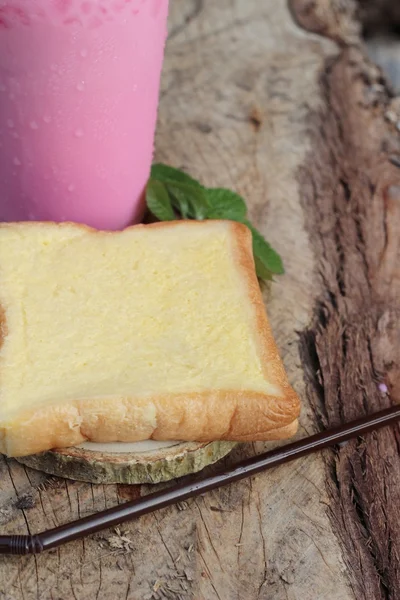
xmin=1 ymin=0 xmax=399 ymax=598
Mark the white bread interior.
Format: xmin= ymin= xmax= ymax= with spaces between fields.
xmin=0 ymin=220 xmax=300 ymax=457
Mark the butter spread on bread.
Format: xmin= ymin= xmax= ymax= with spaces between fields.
xmin=0 ymin=220 xmax=300 ymax=457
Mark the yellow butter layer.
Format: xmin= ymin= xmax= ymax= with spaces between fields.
xmin=0 ymin=222 xmax=276 ymax=420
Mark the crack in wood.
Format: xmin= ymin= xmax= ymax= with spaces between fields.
xmin=168 ymin=0 xmax=204 ymax=41
xmin=194 ymin=499 xmax=225 ymax=573
xmin=197 ymin=547 xmax=223 ymax=600
xmin=252 ymin=486 xmax=267 ymax=600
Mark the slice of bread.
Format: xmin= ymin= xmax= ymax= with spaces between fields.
xmin=0 ymin=220 xmax=300 ymax=457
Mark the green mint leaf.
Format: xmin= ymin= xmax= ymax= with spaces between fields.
xmin=167 ymin=182 xmax=209 ymax=220
xmin=146 ymin=179 xmax=175 ymax=221
xmin=170 ymin=186 xmax=190 ymax=219
xmin=151 ymin=164 xmax=203 ymax=190
xmin=151 ymin=164 xmax=209 ymax=220
xmin=243 ymin=220 xmax=285 ymax=277
xmin=254 ymin=256 xmax=274 ymax=281
xmin=206 ymin=188 xmax=247 ymax=221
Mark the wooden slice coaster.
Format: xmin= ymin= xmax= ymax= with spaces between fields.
xmin=17 ymin=440 xmax=236 ymax=485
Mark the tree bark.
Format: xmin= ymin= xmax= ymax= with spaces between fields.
xmin=293 ymin=5 xmax=400 ymax=595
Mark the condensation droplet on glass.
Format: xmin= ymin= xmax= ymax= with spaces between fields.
xmin=7 ymin=119 xmax=14 ymax=128
xmin=43 ymin=115 xmax=52 ymax=124
xmin=80 ymin=48 xmax=88 ymax=58
xmin=68 ymin=184 xmax=75 ymax=192
xmin=30 ymin=121 xmax=39 ymax=130
xmin=76 ymin=81 xmax=85 ymax=92
xmin=133 ymin=84 xmax=138 ymax=92
xmin=74 ymin=128 xmax=84 ymax=138
xmin=12 ymin=131 xmax=19 ymax=139
xmin=13 ymin=157 xmax=21 ymax=166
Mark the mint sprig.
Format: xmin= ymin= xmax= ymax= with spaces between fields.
xmin=146 ymin=164 xmax=284 ymax=280
xmin=206 ymin=188 xmax=247 ymax=221
xmin=151 ymin=164 xmax=204 ymax=189
xmin=146 ymin=179 xmax=176 ymax=221
xmin=169 ymin=183 xmax=209 ymax=220
xmin=243 ymin=219 xmax=284 ymax=277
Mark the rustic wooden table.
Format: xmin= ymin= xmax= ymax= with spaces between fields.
xmin=1 ymin=1 xmax=400 ymax=598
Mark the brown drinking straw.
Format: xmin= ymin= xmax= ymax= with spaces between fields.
xmin=1 ymin=404 xmax=400 ymax=556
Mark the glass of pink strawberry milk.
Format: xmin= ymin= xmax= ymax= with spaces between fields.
xmin=0 ymin=0 xmax=169 ymax=230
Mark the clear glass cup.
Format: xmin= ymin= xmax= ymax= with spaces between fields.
xmin=0 ymin=0 xmax=169 ymax=230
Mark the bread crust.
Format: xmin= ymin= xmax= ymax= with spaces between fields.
xmin=0 ymin=220 xmax=300 ymax=457
xmin=0 ymin=390 xmax=300 ymax=456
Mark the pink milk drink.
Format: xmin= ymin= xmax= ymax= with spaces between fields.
xmin=0 ymin=0 xmax=169 ymax=230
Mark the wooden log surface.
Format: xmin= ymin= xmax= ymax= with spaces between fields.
xmin=1 ymin=1 xmax=400 ymax=598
